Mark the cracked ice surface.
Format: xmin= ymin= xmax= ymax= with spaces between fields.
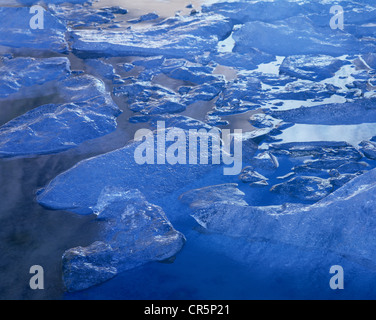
xmin=180 ymin=169 xmax=376 ymax=268
xmin=36 ymin=127 xmax=245 ymax=214
xmin=0 ymin=7 xmax=68 ymax=53
xmin=71 ymin=14 xmax=233 ymax=59
xmin=3 ymin=0 xmax=376 ymax=298
xmin=0 ymin=75 xmax=121 ymax=158
xmin=0 ymin=57 xmax=71 ymax=99
xmin=63 ymin=188 xmax=185 ymax=292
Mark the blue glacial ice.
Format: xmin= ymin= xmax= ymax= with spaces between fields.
xmin=0 ymin=57 xmax=71 ymax=99
xmin=210 ymin=0 xmax=376 ymax=57
xmin=270 ymin=99 xmax=376 ymax=125
xmin=48 ymin=3 xmax=127 ymax=28
xmin=179 ymin=183 xmax=248 ymax=208
xmin=114 ymin=81 xmax=186 ymax=115
xmin=162 ymin=65 xmax=222 ymax=85
xmin=248 ymin=151 xmax=279 ymax=172
xmin=210 ymin=51 xmax=276 ymax=71
xmin=363 ymin=53 xmax=376 ymax=69
xmin=232 ymin=15 xmax=375 ymax=56
xmin=129 ymin=114 xmax=214 ymax=131
xmin=209 ymin=76 xmax=262 ymax=116
xmin=239 ymin=167 xmax=269 ymax=184
xmin=268 ymin=141 xmax=369 ymax=181
xmin=0 ymin=75 xmax=121 ymax=158
xmin=180 ymin=167 xmax=376 ymax=267
xmin=36 ymin=128 xmax=228 ymax=215
xmin=279 ymin=55 xmax=351 ymax=81
xmin=128 ymin=12 xmax=160 ymax=24
xmin=359 ymin=140 xmax=376 ymax=160
xmin=84 ymin=59 xmax=121 ymax=81
xmin=63 ymin=188 xmax=185 ymax=292
xmin=270 ymin=176 xmax=333 ymax=201
xmin=2 ymin=0 xmax=376 ymax=299
xmin=202 ymin=0 xmax=306 ymax=24
xmin=269 ymin=141 xmax=365 ymax=160
xmin=71 ymin=14 xmax=233 ymax=59
xmin=132 ymin=56 xmax=165 ymax=69
xmin=0 ymin=7 xmax=68 ymax=53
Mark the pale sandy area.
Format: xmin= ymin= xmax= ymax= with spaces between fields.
xmin=95 ymin=0 xmax=206 ymax=18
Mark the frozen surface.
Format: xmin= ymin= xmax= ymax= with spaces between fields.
xmin=202 ymin=0 xmax=304 ymax=24
xmin=233 ymin=16 xmax=375 ymax=57
xmin=280 ymin=55 xmax=350 ymax=81
xmin=0 ymin=75 xmax=121 ymax=158
xmin=239 ymin=167 xmax=268 ymax=184
xmin=0 ymin=7 xmax=68 ymax=53
xmin=2 ymin=0 xmax=376 ymax=299
xmin=270 ymin=176 xmax=333 ymax=201
xmin=270 ymin=99 xmax=376 ymax=125
xmin=0 ymin=57 xmax=71 ymax=99
xmin=360 ymin=140 xmax=376 ymax=160
xmin=181 ymin=168 xmax=376 ymax=267
xmin=48 ymin=3 xmax=127 ymax=28
xmin=63 ymin=188 xmax=185 ymax=292
xmin=72 ymin=14 xmax=233 ymax=59
xmin=36 ymin=128 xmax=230 ymax=214
xmin=114 ymin=81 xmax=187 ymax=115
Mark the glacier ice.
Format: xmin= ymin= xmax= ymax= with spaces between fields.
xmin=182 ymin=82 xmax=225 ymax=105
xmin=3 ymin=0 xmax=376 ymax=299
xmin=128 ymin=13 xmax=159 ymax=24
xmin=162 ymin=66 xmax=221 ymax=85
xmin=36 ymin=128 xmax=229 ymax=214
xmin=114 ymin=81 xmax=186 ymax=115
xmin=269 ymin=141 xmax=363 ymax=160
xmin=181 ymin=168 xmax=376 ymax=267
xmin=268 ymin=141 xmax=370 ymax=181
xmin=48 ymin=3 xmax=118 ymax=28
xmin=63 ymin=242 xmax=118 ymax=293
xmin=271 ymin=176 xmax=333 ymax=201
xmin=210 ymin=77 xmax=262 ymax=116
xmin=72 ymin=14 xmax=233 ymax=59
xmin=329 ymin=172 xmax=363 ymax=190
xmin=270 ymin=99 xmax=376 ymax=125
xmin=63 ymin=188 xmax=185 ymax=292
xmin=232 ymin=16 xmax=375 ymax=57
xmin=293 ymin=160 xmax=369 ymax=177
xmin=239 ymin=167 xmax=268 ymax=184
xmin=279 ymin=55 xmax=350 ymax=81
xmin=0 ymin=75 xmax=121 ymax=158
xmin=0 ymin=7 xmax=68 ymax=53
xmin=85 ymin=59 xmax=120 ymax=81
xmin=129 ymin=114 xmax=213 ymax=131
xmin=210 ymin=51 xmax=276 ymax=71
xmin=132 ymin=56 xmax=165 ymax=69
xmin=250 ymin=114 xmax=283 ymax=130
xmin=202 ymin=0 xmax=304 ymax=24
xmin=249 ymin=151 xmax=279 ymax=172
xmin=0 ymin=57 xmax=71 ymax=99
xmin=362 ymin=53 xmax=376 ymax=69
xmin=179 ymin=184 xmax=248 ymax=209
xmin=359 ymin=140 xmax=376 ymax=160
